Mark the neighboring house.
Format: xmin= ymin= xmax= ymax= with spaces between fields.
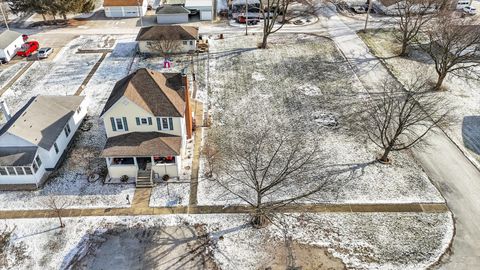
xmin=0 ymin=30 xmax=24 ymax=63
xmin=136 ymin=25 xmax=198 ymax=54
xmin=156 ymin=4 xmax=190 ymax=24
xmin=100 ymin=68 xmax=193 ymax=187
xmin=0 ymin=96 xmax=87 ymax=190
xmin=185 ymin=0 xmax=213 ymax=20
xmin=104 ymin=0 xmax=148 ymax=18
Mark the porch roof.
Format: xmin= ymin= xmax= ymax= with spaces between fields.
xmin=101 ymin=132 xmax=181 ymax=157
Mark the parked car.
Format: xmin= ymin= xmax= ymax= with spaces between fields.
xmin=236 ymin=15 xmax=260 ymax=25
xmin=16 ymin=41 xmax=39 ymax=57
xmin=38 ymin=47 xmax=54 ymax=59
xmin=463 ymin=6 xmax=477 ymax=15
xmin=0 ymin=58 xmax=7 ymax=64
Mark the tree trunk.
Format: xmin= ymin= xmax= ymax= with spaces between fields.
xmin=251 ymin=208 xmax=269 ymax=228
xmin=63 ymin=14 xmax=67 ymax=21
xmin=260 ymin=33 xmax=268 ymax=49
xmin=57 ymin=212 xmax=65 ymax=228
xmin=434 ymin=72 xmax=447 ymax=91
xmin=41 ymin=14 xmax=47 ymax=22
xmin=379 ymin=146 xmax=392 ymax=163
xmin=400 ymin=39 xmax=408 ymax=56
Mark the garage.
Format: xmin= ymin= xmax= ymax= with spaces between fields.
xmin=156 ymin=5 xmax=190 ymax=24
xmin=185 ymin=0 xmax=213 ymax=21
xmin=104 ymin=0 xmax=148 ymax=18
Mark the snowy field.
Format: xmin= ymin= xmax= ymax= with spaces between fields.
xmin=0 ymin=212 xmax=453 ymax=269
xmin=196 ymin=33 xmax=444 ymax=206
xmin=149 ymin=182 xmax=190 ymax=207
xmin=359 ymin=29 xmax=480 ymax=168
xmin=0 ymin=35 xmax=138 ymax=210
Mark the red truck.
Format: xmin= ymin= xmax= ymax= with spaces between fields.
xmin=16 ymin=41 xmax=39 ymax=57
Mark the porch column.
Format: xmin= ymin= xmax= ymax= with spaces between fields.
xmin=134 ymin=157 xmax=138 ymax=168
xmin=105 ymin=157 xmax=110 ymax=167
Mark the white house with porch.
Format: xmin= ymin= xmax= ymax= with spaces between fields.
xmin=100 ymin=68 xmax=193 ymax=187
xmin=0 ymin=95 xmax=87 ymax=190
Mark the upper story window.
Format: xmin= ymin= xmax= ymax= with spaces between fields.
xmin=110 ymin=117 xmax=129 ymax=132
xmin=64 ymin=123 xmax=71 ymax=137
xmin=136 ymin=117 xmax=152 ymax=126
xmin=35 ymin=156 xmax=42 ymax=167
xmin=76 ymin=106 xmax=82 ymax=114
xmin=190 ymin=41 xmax=194 ymax=46
xmin=156 ymin=117 xmax=173 ymax=131
xmin=54 ymin=142 xmax=59 ymax=154
xmin=183 ymin=41 xmax=188 ymax=45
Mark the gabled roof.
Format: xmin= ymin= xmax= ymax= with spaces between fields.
xmin=0 ymin=96 xmax=84 ymax=150
xmin=136 ymin=26 xmax=198 ymax=41
xmin=103 ymin=0 xmax=145 ymax=6
xmin=0 ymin=30 xmax=22 ymax=50
xmin=156 ymin=5 xmax=191 ymax=14
xmin=101 ymin=68 xmax=186 ymax=117
xmin=101 ymin=132 xmax=182 ymax=157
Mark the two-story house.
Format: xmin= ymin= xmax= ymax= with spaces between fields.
xmin=100 ymin=68 xmax=193 ymax=187
xmin=0 ymin=95 xmax=87 ymax=190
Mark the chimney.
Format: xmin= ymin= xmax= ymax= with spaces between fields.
xmin=0 ymin=100 xmax=11 ymax=122
xmin=183 ymin=74 xmax=193 ymax=139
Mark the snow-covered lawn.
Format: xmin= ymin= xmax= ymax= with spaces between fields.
xmin=0 ymin=35 xmax=138 ymax=210
xmin=196 ymin=33 xmax=444 ymax=206
xmin=0 ymin=212 xmax=453 ymax=269
xmin=149 ymin=182 xmax=190 ymax=207
xmin=359 ymin=29 xmax=480 ymax=168
xmin=0 ymin=61 xmax=28 ymax=90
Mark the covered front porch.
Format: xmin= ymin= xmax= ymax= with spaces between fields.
xmin=101 ymin=132 xmax=183 ymax=186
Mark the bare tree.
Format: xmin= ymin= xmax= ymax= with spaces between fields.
xmin=395 ymin=0 xmax=437 ymax=56
xmin=421 ymin=12 xmax=480 ymax=90
xmin=363 ymin=78 xmax=450 ymax=163
xmin=258 ymin=0 xmax=291 ymax=48
xmin=146 ymin=35 xmax=182 ymax=58
xmin=208 ymin=96 xmax=339 ymax=228
xmin=44 ymin=196 xmax=70 ymax=228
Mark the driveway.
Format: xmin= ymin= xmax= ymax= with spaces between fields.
xmin=319 ymin=4 xmax=480 ymax=269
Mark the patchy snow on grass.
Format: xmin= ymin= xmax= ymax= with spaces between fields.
xmin=149 ymin=182 xmax=190 ymax=207
xmin=359 ymin=29 xmax=480 ymax=167
xmin=196 ymin=34 xmax=444 ymax=206
xmin=0 ymin=212 xmax=453 ymax=269
xmin=0 ymin=61 xmax=27 ymax=89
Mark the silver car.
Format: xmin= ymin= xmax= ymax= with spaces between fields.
xmin=38 ymin=47 xmax=53 ymax=59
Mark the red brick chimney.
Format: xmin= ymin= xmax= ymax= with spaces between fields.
xmin=183 ymin=74 xmax=193 ymax=139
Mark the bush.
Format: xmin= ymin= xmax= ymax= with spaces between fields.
xmin=120 ymin=175 xmax=129 ymax=182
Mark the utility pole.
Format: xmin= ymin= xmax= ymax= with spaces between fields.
xmin=0 ymin=1 xmax=8 ymax=30
xmin=364 ymin=0 xmax=373 ymax=31
xmin=245 ymin=0 xmax=248 ymax=35
xmin=138 ymin=0 xmax=144 ymax=28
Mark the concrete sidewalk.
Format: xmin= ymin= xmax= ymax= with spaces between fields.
xmin=320 ymin=6 xmax=480 ymax=269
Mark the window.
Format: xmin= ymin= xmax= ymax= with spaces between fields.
xmin=162 ymin=118 xmax=169 ymax=130
xmin=6 ymin=167 xmax=15 ymax=175
xmin=190 ymin=41 xmax=194 ymax=46
xmin=64 ymin=124 xmax=71 ymax=137
xmin=54 ymin=142 xmax=59 ymax=154
xmin=32 ymin=163 xmax=38 ymax=173
xmin=115 ymin=118 xmax=124 ymax=130
xmin=77 ymin=106 xmax=82 ymax=114
xmin=0 ymin=168 xmax=7 ymax=175
xmin=183 ymin=41 xmax=188 ymax=45
xmin=136 ymin=117 xmax=149 ymax=125
xmin=35 ymin=156 xmax=42 ymax=167
xmin=141 ymin=118 xmax=148 ymax=124
xmin=24 ymin=167 xmax=33 ymax=175
xmin=15 ymin=167 xmax=25 ymax=175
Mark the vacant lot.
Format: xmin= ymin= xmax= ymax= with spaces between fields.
xmin=197 ymin=33 xmax=444 ymax=206
xmin=359 ymin=29 xmax=480 ymax=167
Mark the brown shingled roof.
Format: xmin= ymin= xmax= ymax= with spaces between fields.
xmin=101 ymin=132 xmax=181 ymax=157
xmin=136 ymin=25 xmax=198 ymax=41
xmin=101 ymin=68 xmax=186 ymax=117
xmin=103 ymin=0 xmax=144 ymax=6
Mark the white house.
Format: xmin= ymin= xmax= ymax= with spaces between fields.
xmin=185 ymin=0 xmax=213 ymax=20
xmin=0 ymin=30 xmax=24 ymax=63
xmin=0 ymin=96 xmax=87 ymax=190
xmin=103 ymin=0 xmax=148 ymax=18
xmin=100 ymin=68 xmax=193 ymax=187
xmin=136 ymin=25 xmax=198 ymax=54
xmin=156 ymin=5 xmax=190 ymax=24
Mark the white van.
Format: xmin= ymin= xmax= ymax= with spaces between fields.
xmin=457 ymin=0 xmax=471 ymax=9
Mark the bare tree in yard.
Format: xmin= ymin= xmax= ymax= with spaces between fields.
xmin=147 ymin=35 xmax=181 ymax=58
xmin=258 ymin=0 xmax=291 ymax=48
xmin=363 ymin=79 xmax=450 ymax=163
xmin=44 ymin=197 xmax=70 ymax=228
xmin=208 ymin=97 xmax=337 ymax=228
xmin=421 ymin=13 xmax=480 ymax=90
xmin=395 ymin=0 xmax=437 ymax=56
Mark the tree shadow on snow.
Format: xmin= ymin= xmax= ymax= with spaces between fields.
xmin=462 ymin=116 xmax=480 ymax=156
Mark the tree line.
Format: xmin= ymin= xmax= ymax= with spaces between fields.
xmin=7 ymin=0 xmax=95 ymax=21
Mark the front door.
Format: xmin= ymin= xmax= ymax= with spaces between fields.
xmin=136 ymin=157 xmax=151 ymax=171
